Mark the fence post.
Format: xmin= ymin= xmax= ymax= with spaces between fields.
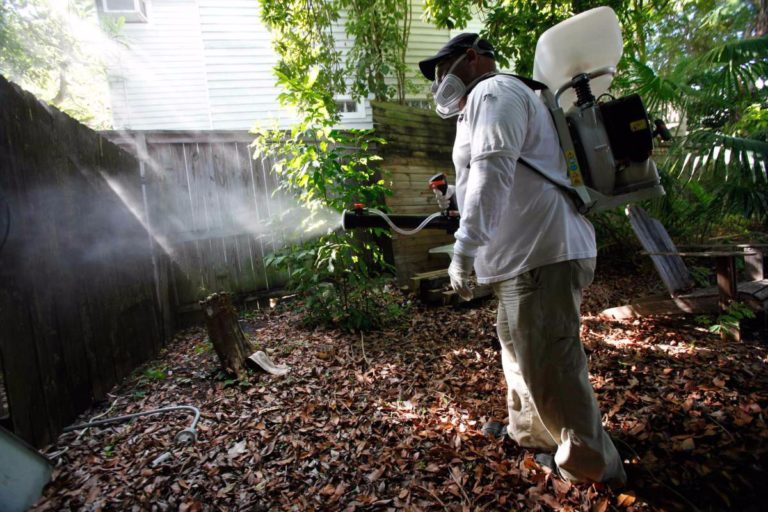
xmin=135 ymin=133 xmax=165 ymax=336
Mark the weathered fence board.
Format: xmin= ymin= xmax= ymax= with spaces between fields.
xmin=101 ymin=132 xmax=291 ymax=309
xmin=0 ymin=75 xmax=170 ymax=447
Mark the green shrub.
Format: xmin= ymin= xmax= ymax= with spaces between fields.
xmin=267 ymin=232 xmax=409 ymax=332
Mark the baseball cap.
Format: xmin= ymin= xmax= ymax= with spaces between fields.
xmin=418 ymin=33 xmax=496 ymax=81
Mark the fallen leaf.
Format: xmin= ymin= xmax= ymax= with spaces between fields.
xmin=592 ymin=497 xmax=609 ymax=512
xmin=228 ymin=440 xmax=247 ymax=457
xmin=366 ymin=466 xmax=385 ymax=482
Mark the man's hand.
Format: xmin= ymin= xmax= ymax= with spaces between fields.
xmin=448 ymin=253 xmax=474 ymax=301
xmin=433 ymin=184 xmax=455 ymax=210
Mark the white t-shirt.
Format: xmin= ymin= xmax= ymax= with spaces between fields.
xmin=452 ymin=74 xmax=596 ymax=284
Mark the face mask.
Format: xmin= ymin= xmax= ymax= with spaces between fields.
xmin=432 ymin=54 xmax=467 ymax=119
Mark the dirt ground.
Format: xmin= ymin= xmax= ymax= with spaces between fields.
xmin=32 ymin=262 xmax=767 ymax=511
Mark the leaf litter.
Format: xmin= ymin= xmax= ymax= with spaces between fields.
xmin=31 ymin=266 xmax=767 ymax=511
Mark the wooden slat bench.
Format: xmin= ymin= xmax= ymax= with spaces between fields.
xmin=601 ymin=206 xmax=768 ymax=338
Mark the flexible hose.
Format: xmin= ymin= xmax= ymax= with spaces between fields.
xmin=62 ymin=405 xmax=201 ymax=444
xmin=366 ymin=208 xmax=443 ymax=236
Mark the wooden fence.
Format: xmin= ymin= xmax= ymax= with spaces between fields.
xmin=0 ymin=76 xmax=171 ymax=447
xmin=102 ymin=131 xmax=290 ymax=311
xmin=0 ymin=93 xmax=456 ymax=445
xmin=371 ymin=101 xmax=457 ymax=284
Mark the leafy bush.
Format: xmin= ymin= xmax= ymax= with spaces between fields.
xmin=696 ymin=302 xmax=756 ymax=340
xmin=267 ymin=232 xmax=409 ymax=332
xmin=252 ymin=65 xmax=403 ymax=332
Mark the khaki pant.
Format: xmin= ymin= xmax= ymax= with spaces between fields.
xmin=492 ymin=258 xmax=626 ymax=485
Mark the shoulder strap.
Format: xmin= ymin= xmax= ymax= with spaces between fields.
xmin=467 ymin=72 xmax=593 ymax=214
xmin=475 ymin=72 xmax=593 ymax=214
xmin=466 ymin=72 xmax=548 ymax=95
xmin=495 ymin=72 xmax=548 ymax=91
xmin=518 ymin=157 xmax=589 ymax=214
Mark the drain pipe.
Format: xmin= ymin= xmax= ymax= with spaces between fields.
xmin=63 ymin=405 xmax=201 ymax=445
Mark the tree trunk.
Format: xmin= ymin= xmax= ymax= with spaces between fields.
xmin=200 ymin=292 xmax=255 ymax=380
xmin=756 ymin=0 xmax=768 ymax=37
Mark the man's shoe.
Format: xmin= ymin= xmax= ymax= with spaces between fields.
xmin=534 ymin=452 xmax=560 ymax=475
xmin=481 ymin=421 xmax=508 ymax=439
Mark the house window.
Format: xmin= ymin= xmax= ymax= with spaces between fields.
xmin=334 ymin=99 xmax=366 ymax=120
xmin=101 ymin=0 xmax=149 ymax=23
xmin=335 ymin=100 xmax=359 ymax=114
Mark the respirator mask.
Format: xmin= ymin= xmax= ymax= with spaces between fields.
xmin=431 ymin=54 xmax=468 ymax=119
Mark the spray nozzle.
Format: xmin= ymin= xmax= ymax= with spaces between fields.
xmin=353 ymin=203 xmax=365 ymax=215
xmin=428 ymin=173 xmax=448 ymax=195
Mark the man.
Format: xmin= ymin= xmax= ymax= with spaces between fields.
xmin=419 ymin=33 xmax=626 ymax=485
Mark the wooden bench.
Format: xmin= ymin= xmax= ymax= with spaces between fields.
xmin=601 ymin=206 xmax=768 ymax=337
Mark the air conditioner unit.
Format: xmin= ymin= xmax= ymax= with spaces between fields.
xmin=101 ymin=0 xmax=149 ymax=23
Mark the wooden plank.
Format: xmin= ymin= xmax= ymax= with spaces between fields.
xmin=22 ymin=103 xmax=77 ymax=443
xmin=228 ymin=143 xmax=257 ymax=292
xmin=0 ymin=115 xmax=53 ymax=443
xmin=744 ymin=246 xmax=766 ymax=281
xmin=627 ymin=206 xmax=693 ymax=295
xmin=0 ymin=77 xmax=168 ymax=446
xmin=715 ymin=255 xmax=738 ymax=310
xmin=245 ymin=150 xmax=271 ymax=289
xmin=600 ymin=290 xmax=720 ymax=320
xmin=738 ymin=279 xmax=768 ymax=301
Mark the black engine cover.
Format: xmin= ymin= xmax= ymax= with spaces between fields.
xmin=599 ymin=94 xmax=653 ymax=163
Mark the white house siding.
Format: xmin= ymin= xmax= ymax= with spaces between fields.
xmin=196 ymin=0 xmax=295 ymax=130
xmin=105 ymin=0 xmax=482 ymax=131
xmin=108 ymin=0 xmax=212 ymax=130
xmin=331 ymin=10 xmax=375 ymax=129
xmin=195 ymin=1 xmax=372 ymax=130
xmin=403 ymin=1 xmax=489 ymax=103
xmin=404 ymin=1 xmax=451 ymax=102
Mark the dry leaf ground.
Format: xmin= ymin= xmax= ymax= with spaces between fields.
xmin=32 ymin=261 xmax=767 ymax=511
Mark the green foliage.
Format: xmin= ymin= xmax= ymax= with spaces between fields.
xmin=258 ymin=0 xmax=415 ymax=105
xmin=621 ymin=11 xmax=768 ymax=228
xmin=266 ymin=232 xmax=408 ymax=332
xmin=102 ymin=443 xmax=115 ymax=457
xmin=193 ymin=342 xmax=212 ymax=355
xmin=142 ymin=366 xmax=167 ymax=381
xmin=696 ymin=301 xmax=756 ymax=340
xmin=256 ymin=1 xmax=407 ymax=332
xmin=0 ymin=0 xmax=113 ymax=128
xmin=590 ymin=208 xmax=636 ymax=253
xmin=342 ymin=0 xmax=417 ymax=103
xmin=252 ymin=118 xmax=390 ymax=212
xmin=731 ymin=103 xmax=768 ymax=140
xmin=258 ymin=1 xmax=344 ymax=122
xmin=253 ymin=104 xmax=401 ymax=331
xmin=422 ymin=0 xmax=671 ymax=75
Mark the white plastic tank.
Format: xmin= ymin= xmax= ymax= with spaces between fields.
xmin=533 ymin=6 xmax=623 ymax=109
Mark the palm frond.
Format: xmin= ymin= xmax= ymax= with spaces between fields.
xmin=687 ymin=36 xmax=768 ymax=102
xmin=625 ymin=57 xmax=689 ymax=113
xmin=698 ymin=35 xmax=768 ymax=66
xmin=673 ymin=130 xmax=768 ymax=181
xmin=664 ymin=129 xmax=768 ymax=221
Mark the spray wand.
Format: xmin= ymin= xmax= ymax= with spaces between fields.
xmin=341 ymin=173 xmax=459 ymax=235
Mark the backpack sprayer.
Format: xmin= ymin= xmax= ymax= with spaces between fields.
xmin=342 ymin=6 xmax=667 ymax=234
xmin=531 ymin=6 xmax=667 ymax=213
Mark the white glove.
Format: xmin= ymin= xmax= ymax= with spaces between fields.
xmin=448 ymin=253 xmax=474 ymax=301
xmin=433 ymin=184 xmax=455 ymax=210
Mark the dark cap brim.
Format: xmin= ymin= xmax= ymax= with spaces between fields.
xmin=418 ymin=33 xmax=495 ymax=81
xmin=418 ymin=49 xmax=454 ymax=81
